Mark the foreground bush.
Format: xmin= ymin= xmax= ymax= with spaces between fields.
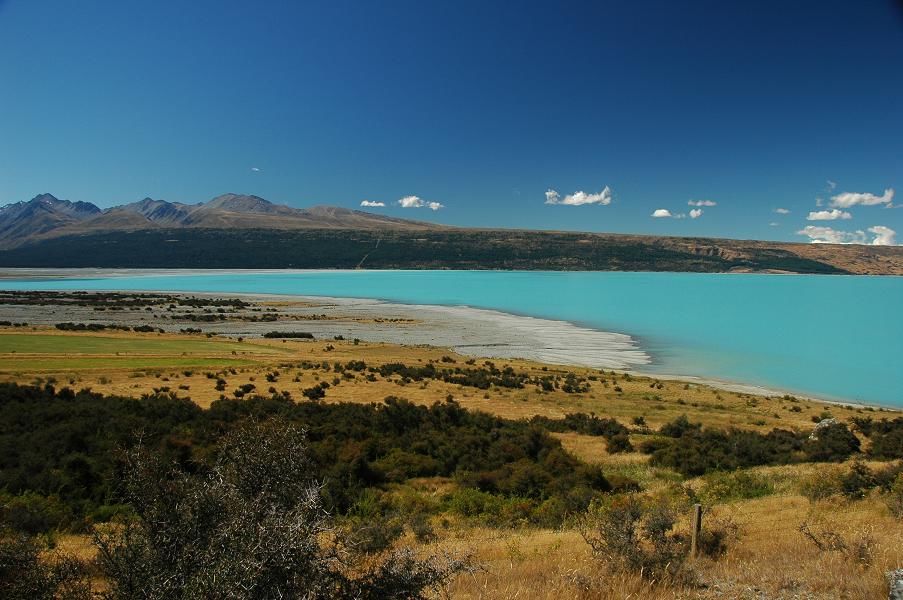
xmin=94 ymin=419 xmax=470 ymax=599
xmin=581 ymin=494 xmax=692 ymax=583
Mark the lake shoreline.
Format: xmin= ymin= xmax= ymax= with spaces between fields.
xmin=0 ymin=279 xmax=895 ymax=411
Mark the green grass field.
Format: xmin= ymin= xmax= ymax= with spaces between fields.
xmin=0 ymin=332 xmax=288 ymax=371
xmin=0 ymin=333 xmax=280 ymax=355
xmin=0 ymin=356 xmax=258 ymax=371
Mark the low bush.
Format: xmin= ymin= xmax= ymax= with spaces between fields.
xmin=697 ymin=471 xmax=775 ymax=504
xmin=581 ymin=494 xmax=694 ymax=584
xmin=887 ymin=473 xmax=903 ymax=518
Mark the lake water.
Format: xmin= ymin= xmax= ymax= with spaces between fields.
xmin=3 ymin=270 xmax=901 ymax=407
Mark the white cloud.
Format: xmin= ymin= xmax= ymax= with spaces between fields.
xmin=806 ymin=209 xmax=852 ymax=221
xmin=398 ymin=195 xmax=425 ymax=208
xmin=250 ymin=167 xmax=260 ymax=172
xmin=769 ymin=222 xmax=780 ymax=227
xmin=774 ymin=208 xmax=790 ymax=214
xmin=651 ymin=208 xmax=689 ymax=219
xmin=827 ymin=180 xmax=837 ymax=191
xmin=688 ymin=199 xmax=716 ymax=207
xmin=868 ymin=225 xmax=897 ymax=246
xmin=796 ymin=226 xmax=867 ymax=244
xmin=396 ymin=195 xmax=444 ymax=210
xmin=689 ymin=208 xmax=703 ymax=219
xmin=830 ymin=188 xmax=894 ymax=208
xmin=795 ymin=225 xmax=898 ymax=245
xmin=544 ymin=186 xmax=612 ymax=206
xmin=815 ymin=197 xmax=823 ymax=207
xmin=360 ymin=200 xmax=385 ymax=208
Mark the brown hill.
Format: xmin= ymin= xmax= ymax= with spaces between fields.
xmin=0 ymin=193 xmax=444 ymax=249
xmin=1 ymin=193 xmax=901 ymax=274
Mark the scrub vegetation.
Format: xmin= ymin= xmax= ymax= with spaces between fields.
xmin=1 ymin=324 xmax=901 ymax=598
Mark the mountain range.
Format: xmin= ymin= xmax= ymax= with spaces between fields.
xmin=0 ymin=193 xmax=901 ymax=274
xmin=0 ymin=193 xmax=439 ymax=249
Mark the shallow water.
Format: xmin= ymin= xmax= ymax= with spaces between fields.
xmin=2 ymin=270 xmax=901 ymax=407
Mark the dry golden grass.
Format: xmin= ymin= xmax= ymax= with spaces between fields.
xmin=411 ymin=492 xmax=903 ymax=599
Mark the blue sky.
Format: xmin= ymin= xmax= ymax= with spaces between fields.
xmin=0 ymin=0 xmax=901 ymax=243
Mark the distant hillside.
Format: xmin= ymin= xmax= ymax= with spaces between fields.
xmin=0 ymin=193 xmax=441 ymax=249
xmin=0 ymin=193 xmax=901 ymax=274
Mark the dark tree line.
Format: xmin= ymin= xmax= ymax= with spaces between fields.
xmin=0 ymin=384 xmax=614 ymax=534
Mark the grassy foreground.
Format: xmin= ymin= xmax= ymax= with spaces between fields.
xmin=1 ymin=327 xmax=901 ymax=598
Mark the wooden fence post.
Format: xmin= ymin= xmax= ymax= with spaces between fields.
xmin=690 ymin=503 xmax=702 ymax=558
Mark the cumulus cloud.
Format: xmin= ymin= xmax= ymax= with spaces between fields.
xmin=360 ymin=200 xmax=385 ymax=207
xmin=689 ymin=208 xmax=703 ymax=219
xmin=806 ymin=209 xmax=852 ymax=221
xmin=868 ymin=225 xmax=897 ymax=246
xmin=652 ymin=209 xmax=673 ymax=218
xmin=774 ymin=208 xmax=790 ymax=214
xmin=796 ymin=226 xmax=867 ymax=244
xmin=688 ymin=199 xmax=716 ymax=207
xmin=829 ymin=188 xmax=894 ymax=208
xmin=398 ymin=195 xmax=425 ymax=208
xmin=544 ymin=186 xmax=612 ymax=206
xmin=396 ymin=195 xmax=444 ymax=210
xmin=250 ymin=167 xmax=260 ymax=172
xmin=796 ymin=225 xmax=898 ymax=245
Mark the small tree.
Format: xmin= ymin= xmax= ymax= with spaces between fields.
xmin=94 ymin=419 xmax=469 ymax=599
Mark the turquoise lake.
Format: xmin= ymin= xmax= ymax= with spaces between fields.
xmin=3 ymin=270 xmax=901 ymax=407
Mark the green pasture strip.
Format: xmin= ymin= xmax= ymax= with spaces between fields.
xmin=0 ymin=333 xmax=288 ymax=356
xmin=0 ymin=356 xmax=257 ymax=372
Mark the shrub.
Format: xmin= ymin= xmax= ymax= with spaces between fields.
xmin=839 ymin=461 xmax=877 ymax=500
xmin=698 ymin=471 xmax=774 ymax=504
xmin=581 ymin=494 xmax=692 ymax=583
xmin=869 ymin=422 xmax=903 ymax=460
xmin=606 ymin=433 xmax=633 ymax=454
xmin=93 ymin=420 xmax=469 ymax=599
xmin=696 ymin=512 xmax=741 ymax=558
xmin=804 ymin=422 xmax=861 ymax=462
xmin=887 ymin=473 xmax=903 ymax=518
xmin=302 ymin=384 xmax=327 ymax=400
xmin=800 ymin=469 xmax=844 ymax=502
xmin=659 ymin=415 xmax=701 ymax=438
xmin=0 ymin=492 xmax=76 ymax=535
xmin=409 ymin=513 xmax=437 ymax=544
xmin=263 ymin=331 xmax=314 ymax=339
